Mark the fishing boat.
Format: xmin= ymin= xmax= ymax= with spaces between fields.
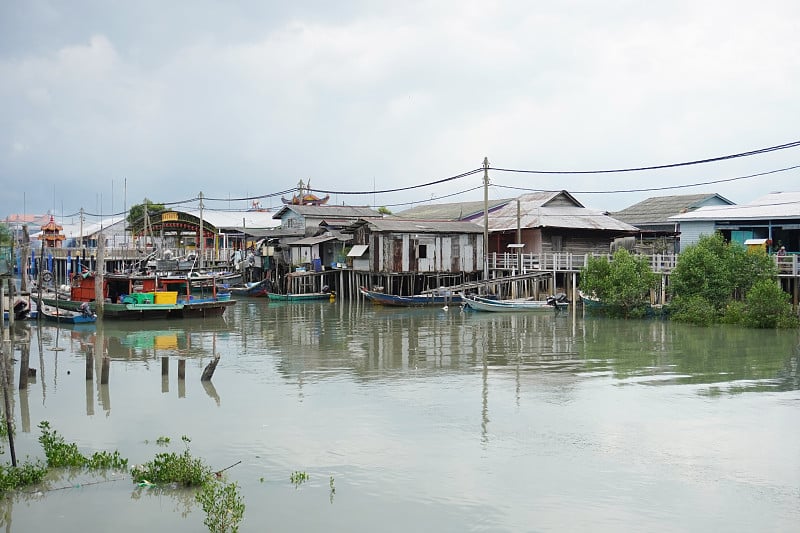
xmin=41 ymin=271 xmax=235 ymax=319
xmin=228 ymin=279 xmax=271 ymax=297
xmin=463 ymin=294 xmax=568 ymax=312
xmin=359 ymin=287 xmax=463 ymax=307
xmin=267 ymin=291 xmax=333 ymax=302
xmin=39 ymin=303 xmax=97 ymax=324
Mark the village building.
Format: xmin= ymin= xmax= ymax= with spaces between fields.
xmin=669 ymin=191 xmax=800 ymax=253
xmin=344 ymin=217 xmax=485 ymax=295
xmin=611 ymin=193 xmax=735 ymax=253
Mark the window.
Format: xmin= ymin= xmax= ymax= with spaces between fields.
xmin=418 ymin=244 xmax=428 ymax=258
xmin=551 ymin=236 xmax=563 ymax=252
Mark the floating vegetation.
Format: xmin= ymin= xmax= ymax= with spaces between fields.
xmin=290 ymin=471 xmax=309 ymax=486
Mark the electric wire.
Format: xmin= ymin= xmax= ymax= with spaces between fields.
xmin=488 ymin=140 xmax=800 ymax=175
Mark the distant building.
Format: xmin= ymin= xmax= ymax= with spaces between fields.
xmin=611 ymin=193 xmax=734 ymax=253
xmin=670 ymin=191 xmax=800 ymax=252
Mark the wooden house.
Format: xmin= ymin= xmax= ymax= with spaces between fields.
xmin=484 ymin=191 xmax=637 ymax=255
xmin=344 ymin=218 xmax=485 ymax=294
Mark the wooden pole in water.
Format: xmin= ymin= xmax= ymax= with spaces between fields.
xmin=178 ymin=359 xmax=186 ymax=380
xmin=95 ymin=232 xmax=105 ymax=318
xmin=0 ymin=316 xmax=17 ymax=466
xmin=161 ymin=357 xmax=168 ymax=377
xmin=201 ymin=355 xmax=220 ymax=382
xmin=100 ymin=356 xmax=110 ymax=385
xmin=18 ymin=337 xmax=29 ymax=391
xmin=86 ymin=345 xmax=94 ymax=381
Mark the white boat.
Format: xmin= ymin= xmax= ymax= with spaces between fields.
xmin=463 ymin=294 xmax=568 ymax=312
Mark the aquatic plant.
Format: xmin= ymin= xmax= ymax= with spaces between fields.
xmin=196 ymin=479 xmax=245 ymax=533
xmin=290 ymin=471 xmax=309 ymax=486
xmin=37 ymin=421 xmax=127 ymax=470
xmin=0 ymin=460 xmax=48 ymax=492
xmin=132 ymin=436 xmax=211 ymax=487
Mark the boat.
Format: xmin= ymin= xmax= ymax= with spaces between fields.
xmin=360 ymin=287 xmax=463 ymax=307
xmin=463 ymin=294 xmax=568 ymax=312
xmin=41 ymin=270 xmax=235 ymax=320
xmin=228 ymin=279 xmax=271 ymax=297
xmin=39 ymin=303 xmax=97 ymax=324
xmin=268 ymin=291 xmax=334 ymax=302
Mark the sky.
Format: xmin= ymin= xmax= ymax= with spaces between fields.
xmin=2 ymin=0 xmax=800 ymax=225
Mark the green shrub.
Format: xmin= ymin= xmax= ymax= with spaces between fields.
xmin=132 ymin=437 xmax=211 ymax=487
xmin=196 ymin=480 xmax=245 ymax=533
xmin=669 ymin=295 xmax=717 ymax=326
xmin=742 ymin=279 xmax=800 ymax=329
xmin=0 ymin=460 xmax=48 ymax=492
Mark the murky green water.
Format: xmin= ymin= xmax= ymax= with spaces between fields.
xmin=2 ymin=300 xmax=799 ymax=532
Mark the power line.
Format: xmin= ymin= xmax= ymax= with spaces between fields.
xmin=492 ymin=164 xmax=800 ymax=195
xmin=488 ymin=140 xmax=800 ymax=175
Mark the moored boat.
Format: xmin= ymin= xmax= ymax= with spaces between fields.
xmin=39 ymin=303 xmax=97 ymax=324
xmin=463 ymin=294 xmax=568 ymax=312
xmin=41 ymin=270 xmax=235 ymax=320
xmin=229 ymin=279 xmax=271 ymax=297
xmin=359 ymin=287 xmax=463 ymax=307
xmin=268 ymin=291 xmax=334 ymax=302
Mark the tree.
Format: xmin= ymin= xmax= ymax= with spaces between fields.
xmin=669 ymin=232 xmax=785 ymax=326
xmin=0 ymin=223 xmax=11 ymax=245
xmin=579 ymin=249 xmax=658 ymax=318
xmin=127 ymin=199 xmax=165 ymax=235
xmin=377 ymin=206 xmax=392 ymax=215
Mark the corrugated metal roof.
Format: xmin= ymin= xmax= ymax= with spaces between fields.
xmin=351 ymin=218 xmax=484 ymax=234
xmin=289 ymin=235 xmax=337 ymax=246
xmin=395 ymin=199 xmax=512 ymax=220
xmin=671 ymin=191 xmax=800 ymax=220
xmin=611 ymin=194 xmax=734 ymax=225
xmin=489 ymin=206 xmax=636 ymax=232
xmin=273 ymin=205 xmax=382 ymax=219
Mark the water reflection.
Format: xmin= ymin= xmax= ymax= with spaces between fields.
xmin=1 ymin=302 xmax=798 ymax=532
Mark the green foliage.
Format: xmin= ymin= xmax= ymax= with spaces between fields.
xmin=669 ymin=295 xmax=717 ymax=326
xmin=741 ymin=279 xmax=800 ymax=329
xmin=0 ymin=460 xmax=48 ymax=493
xmin=196 ymin=480 xmax=245 ymax=533
xmin=579 ymin=249 xmax=657 ymax=317
xmin=0 ymin=223 xmax=11 ymax=245
xmin=132 ymin=438 xmax=211 ymax=487
xmin=156 ymin=436 xmax=171 ymax=446
xmin=670 ymin=233 xmax=789 ymax=327
xmin=38 ymin=421 xmax=129 ymax=470
xmin=377 ymin=206 xmax=392 ymax=215
xmin=290 ymin=471 xmax=309 ymax=486
xmin=127 ymin=198 xmax=165 ymax=234
xmin=38 ymin=421 xmax=89 ymax=468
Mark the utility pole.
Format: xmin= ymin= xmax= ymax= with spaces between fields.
xmin=198 ymin=192 xmax=204 ymax=270
xmin=483 ymin=157 xmax=490 ymax=286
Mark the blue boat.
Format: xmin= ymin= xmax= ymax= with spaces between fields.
xmin=360 ymin=287 xmax=463 ymax=307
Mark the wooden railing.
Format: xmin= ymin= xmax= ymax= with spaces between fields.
xmin=488 ymin=252 xmax=679 ymax=274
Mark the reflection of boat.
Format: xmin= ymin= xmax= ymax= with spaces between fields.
xmin=229 ymin=279 xmax=271 ymax=297
xmin=268 ymin=291 xmax=333 ymax=302
xmin=360 ymin=287 xmax=463 ymax=307
xmin=463 ymin=295 xmax=567 ymax=313
xmin=39 ymin=304 xmax=97 ymax=324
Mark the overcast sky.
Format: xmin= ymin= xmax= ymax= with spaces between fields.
xmin=2 ymin=0 xmax=799 ymax=224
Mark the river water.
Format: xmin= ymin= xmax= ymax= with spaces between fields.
xmin=2 ymin=299 xmax=799 ymax=532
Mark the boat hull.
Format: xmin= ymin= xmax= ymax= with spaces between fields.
xmin=268 ymin=292 xmax=333 ymax=302
xmin=360 ymin=287 xmax=462 ymax=307
xmin=463 ymin=296 xmax=566 ymax=312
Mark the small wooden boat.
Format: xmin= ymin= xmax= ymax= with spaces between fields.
xmin=229 ymin=279 xmax=271 ymax=297
xmin=268 ymin=291 xmax=334 ymax=302
xmin=463 ymin=295 xmax=568 ymax=312
xmin=40 ymin=304 xmax=97 ymax=324
xmin=360 ymin=287 xmax=463 ymax=307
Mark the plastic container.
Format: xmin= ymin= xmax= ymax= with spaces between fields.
xmin=154 ymin=291 xmax=178 ymax=305
xmin=130 ymin=292 xmax=154 ymax=304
